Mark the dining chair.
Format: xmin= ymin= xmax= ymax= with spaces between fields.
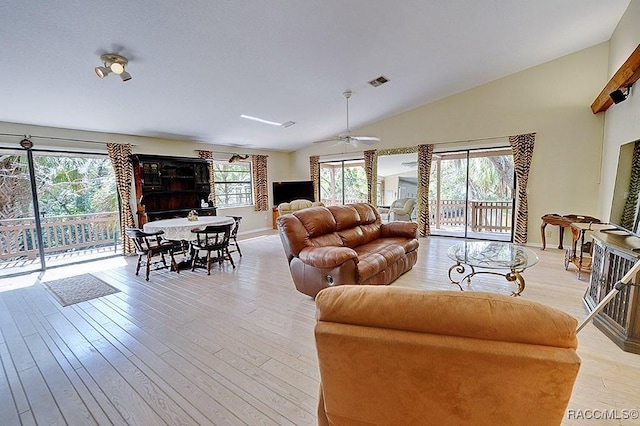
xmin=228 ymin=216 xmax=243 ymax=258
xmin=190 ymin=223 xmax=235 ymax=274
xmin=125 ymin=227 xmax=180 ymax=281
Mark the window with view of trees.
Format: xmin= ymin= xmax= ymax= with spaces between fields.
xmin=213 ymin=160 xmax=253 ymax=207
xmin=319 ymin=159 xmax=368 ymax=206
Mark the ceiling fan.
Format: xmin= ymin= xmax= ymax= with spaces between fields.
xmin=314 ymin=90 xmax=381 ymax=147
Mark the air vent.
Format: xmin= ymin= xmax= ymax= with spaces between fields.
xmin=368 ymin=75 xmax=390 ymax=87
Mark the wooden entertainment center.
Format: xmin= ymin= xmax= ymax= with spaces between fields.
xmin=131 ymin=154 xmax=217 ymax=225
xmin=583 ymin=229 xmax=640 ymax=354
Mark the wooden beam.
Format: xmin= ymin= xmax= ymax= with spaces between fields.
xmin=591 ymin=43 xmax=640 ymax=114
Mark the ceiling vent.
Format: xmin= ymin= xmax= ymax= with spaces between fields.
xmin=368 ymin=75 xmax=390 ymax=87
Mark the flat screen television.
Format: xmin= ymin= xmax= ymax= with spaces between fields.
xmin=272 ymin=180 xmax=315 ymax=206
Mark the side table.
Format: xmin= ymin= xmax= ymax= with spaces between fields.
xmin=540 ymin=214 xmax=600 ymax=250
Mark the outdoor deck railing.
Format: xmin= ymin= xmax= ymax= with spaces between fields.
xmin=0 ymin=212 xmax=119 ymax=261
xmin=321 ymin=199 xmax=512 ymax=234
xmin=429 ymin=200 xmax=512 ymax=233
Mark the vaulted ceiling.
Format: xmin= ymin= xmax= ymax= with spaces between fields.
xmin=0 ymin=1 xmax=630 ymax=151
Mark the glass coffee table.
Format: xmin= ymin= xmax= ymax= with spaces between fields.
xmin=447 ymin=241 xmax=539 ymax=297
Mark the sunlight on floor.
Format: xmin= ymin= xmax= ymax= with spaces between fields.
xmin=40 ymin=257 xmax=128 ymax=283
xmin=0 ymin=272 xmax=40 ymax=293
xmin=0 ymin=256 xmax=129 ymax=293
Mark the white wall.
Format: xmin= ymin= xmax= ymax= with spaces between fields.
xmin=598 ymin=0 xmax=640 ymax=221
xmin=293 ymin=43 xmax=609 ymax=245
xmin=0 ymin=122 xmax=292 ymax=233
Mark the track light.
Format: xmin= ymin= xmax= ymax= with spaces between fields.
xmin=610 ymin=85 xmax=632 ymax=104
xmin=94 ymin=65 xmax=111 ymax=79
xmin=95 ymin=53 xmax=132 ymax=82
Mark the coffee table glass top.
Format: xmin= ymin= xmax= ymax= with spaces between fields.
xmin=447 ymin=241 xmax=538 ymax=271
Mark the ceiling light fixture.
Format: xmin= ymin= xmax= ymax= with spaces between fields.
xmin=240 ymin=114 xmax=295 ymax=128
xmin=95 ymin=53 xmax=132 ymax=82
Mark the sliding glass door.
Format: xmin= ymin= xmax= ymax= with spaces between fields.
xmin=0 ymin=150 xmax=42 ymax=275
xmin=319 ymin=159 xmax=368 ymax=206
xmin=0 ymin=148 xmax=119 ymax=276
xmin=430 ymin=147 xmax=515 ymax=241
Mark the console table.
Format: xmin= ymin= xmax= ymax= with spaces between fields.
xmin=540 ymin=213 xmax=600 ymax=250
xmin=583 ymin=230 xmax=640 ymax=354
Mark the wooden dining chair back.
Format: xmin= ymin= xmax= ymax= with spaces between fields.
xmin=228 ymin=216 xmax=243 ymax=257
xmin=190 ymin=223 xmax=235 ymax=274
xmin=125 ymin=227 xmax=179 ymax=281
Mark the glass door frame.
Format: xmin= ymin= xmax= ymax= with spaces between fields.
xmin=430 ymin=146 xmax=515 ymax=242
xmin=319 ymin=157 xmax=367 ymax=206
xmin=0 ymin=145 xmax=121 ymax=278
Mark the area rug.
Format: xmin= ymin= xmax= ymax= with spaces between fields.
xmin=42 ymin=274 xmax=120 ymax=307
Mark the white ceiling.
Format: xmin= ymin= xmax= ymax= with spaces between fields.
xmin=0 ymin=1 xmax=630 ymax=152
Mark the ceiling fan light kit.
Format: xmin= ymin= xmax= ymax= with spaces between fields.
xmin=314 ymin=90 xmax=380 ymax=147
xmin=95 ymin=53 xmax=132 ymax=82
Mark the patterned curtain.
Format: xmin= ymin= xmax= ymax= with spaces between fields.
xmin=197 ymin=150 xmax=216 ymax=206
xmin=620 ymin=141 xmax=640 ymax=230
xmin=417 ymin=144 xmax=434 ymax=237
xmin=364 ymin=150 xmax=377 ymax=204
xmin=310 ymin=156 xmax=320 ymax=202
xmin=509 ymin=133 xmax=536 ymax=244
xmin=252 ymin=154 xmax=269 ymax=211
xmin=106 ymin=143 xmax=135 ymax=255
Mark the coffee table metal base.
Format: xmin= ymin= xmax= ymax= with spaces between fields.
xmin=448 ymin=262 xmax=525 ymax=297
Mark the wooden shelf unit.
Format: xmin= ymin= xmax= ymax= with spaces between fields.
xmin=131 ymin=154 xmax=216 ymax=225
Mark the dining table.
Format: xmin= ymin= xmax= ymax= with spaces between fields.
xmin=143 ymin=216 xmax=236 ymax=241
xmin=143 ymin=215 xmax=237 ymax=270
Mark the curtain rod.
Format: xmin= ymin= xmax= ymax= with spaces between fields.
xmin=429 ymin=132 xmax=536 ymax=146
xmin=0 ymin=132 xmax=137 ymax=146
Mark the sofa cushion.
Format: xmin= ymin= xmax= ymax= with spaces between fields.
xmin=295 ymin=207 xmax=337 ymax=237
xmin=328 ymin=205 xmax=362 ymax=230
xmin=355 ymin=241 xmax=405 ymax=281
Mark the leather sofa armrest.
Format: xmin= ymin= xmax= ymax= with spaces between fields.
xmin=298 ymin=246 xmax=359 ymax=268
xmin=381 ymin=221 xmax=418 ymax=238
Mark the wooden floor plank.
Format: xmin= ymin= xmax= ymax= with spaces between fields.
xmin=0 ymin=343 xmax=21 ymax=425
xmin=18 ymin=366 xmax=66 ymax=425
xmin=0 ymin=233 xmax=638 ymax=425
xmin=23 ymin=332 xmax=97 ymax=424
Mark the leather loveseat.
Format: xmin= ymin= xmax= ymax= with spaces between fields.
xmin=276 ymin=203 xmax=419 ymax=297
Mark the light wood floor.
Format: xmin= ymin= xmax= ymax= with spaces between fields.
xmin=1 ymin=233 xmax=639 ymax=425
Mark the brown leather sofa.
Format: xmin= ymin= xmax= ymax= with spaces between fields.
xmin=315 ymin=285 xmax=581 ymax=425
xmin=276 ymin=203 xmax=419 ymax=297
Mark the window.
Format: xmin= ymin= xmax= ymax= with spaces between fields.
xmin=213 ymin=160 xmax=253 ymax=207
xmin=319 ymin=159 xmax=368 ymax=206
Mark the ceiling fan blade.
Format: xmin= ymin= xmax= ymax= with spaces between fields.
xmin=351 ymin=136 xmax=380 ymax=142
xmin=313 ymin=137 xmax=340 ymax=144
